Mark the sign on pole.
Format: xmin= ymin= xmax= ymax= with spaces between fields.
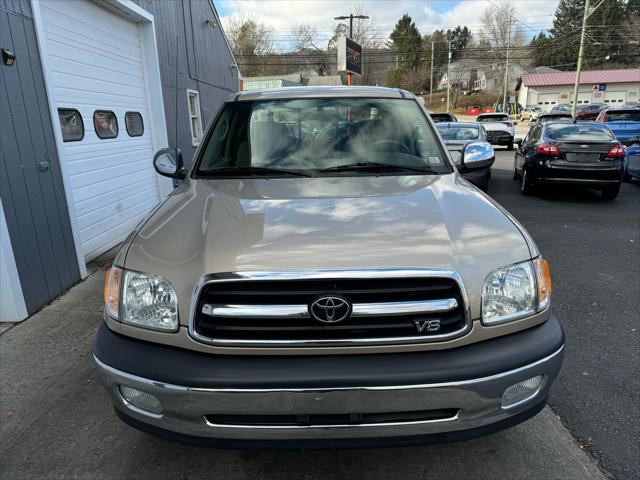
xmin=337 ymin=37 xmax=362 ymax=75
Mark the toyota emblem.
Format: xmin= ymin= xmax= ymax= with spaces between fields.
xmin=309 ymin=296 xmax=352 ymax=323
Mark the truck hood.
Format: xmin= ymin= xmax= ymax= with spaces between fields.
xmin=125 ymin=174 xmax=534 ymax=321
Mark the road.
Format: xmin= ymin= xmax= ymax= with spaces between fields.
xmin=2 ymin=151 xmax=638 ymax=479
xmin=489 ymin=148 xmax=640 ymax=480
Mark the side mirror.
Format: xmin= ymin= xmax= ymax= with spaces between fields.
xmin=153 ymin=148 xmax=186 ymax=179
xmin=462 ymin=141 xmax=494 ymax=170
xmin=515 ymin=138 xmax=523 ymax=147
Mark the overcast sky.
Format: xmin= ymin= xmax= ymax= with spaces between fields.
xmin=216 ymin=0 xmax=560 ymax=49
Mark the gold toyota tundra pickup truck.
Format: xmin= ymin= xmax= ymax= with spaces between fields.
xmin=95 ymin=86 xmax=563 ymax=448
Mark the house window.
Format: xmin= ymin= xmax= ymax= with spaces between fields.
xmin=125 ymin=112 xmax=144 ymax=137
xmin=187 ymin=89 xmax=203 ymax=146
xmin=58 ymin=109 xmax=84 ymax=142
xmin=93 ymin=110 xmax=118 ymax=139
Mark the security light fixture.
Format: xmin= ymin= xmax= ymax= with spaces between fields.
xmin=2 ymin=48 xmax=15 ymax=66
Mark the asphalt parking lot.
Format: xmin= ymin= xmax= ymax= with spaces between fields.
xmin=489 ymin=149 xmax=640 ymax=480
xmin=1 ymin=150 xmax=638 ymax=480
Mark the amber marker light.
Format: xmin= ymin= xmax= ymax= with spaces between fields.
xmin=104 ymin=266 xmax=123 ymax=319
xmin=534 ymin=258 xmax=552 ymax=310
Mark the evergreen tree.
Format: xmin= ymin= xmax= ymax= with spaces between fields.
xmin=548 ymin=0 xmax=584 ymax=68
xmin=446 ymin=26 xmax=473 ymax=61
xmin=387 ymin=14 xmax=422 ymax=72
xmin=422 ymin=29 xmax=449 ymax=81
xmin=625 ymin=0 xmax=640 ymax=16
xmin=530 ymin=32 xmax=553 ymax=67
xmin=543 ymin=0 xmax=629 ymax=70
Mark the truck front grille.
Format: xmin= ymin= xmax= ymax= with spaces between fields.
xmin=190 ymin=271 xmax=470 ymax=347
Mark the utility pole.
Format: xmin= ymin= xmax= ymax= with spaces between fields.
xmin=446 ymin=41 xmax=451 ymax=112
xmin=502 ymin=20 xmax=512 ymax=114
xmin=334 ymin=13 xmax=369 ymax=86
xmin=572 ymin=0 xmax=591 ymax=117
xmin=430 ymin=40 xmax=434 ymax=106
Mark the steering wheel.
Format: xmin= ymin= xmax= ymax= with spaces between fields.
xmin=371 ymin=140 xmax=412 ymax=155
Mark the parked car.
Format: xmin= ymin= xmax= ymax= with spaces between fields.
xmin=513 ymin=121 xmax=625 ymax=199
xmin=551 ymin=104 xmax=572 ymax=113
xmin=476 ymin=113 xmax=516 ymax=150
xmin=466 ymin=106 xmax=481 ymax=116
xmin=95 ymin=86 xmax=563 ymax=448
xmin=520 ymin=107 xmax=542 ymax=121
xmin=596 ymin=108 xmax=640 ymax=180
xmin=435 ymin=122 xmax=495 ymax=191
xmin=430 ymin=112 xmax=458 ymax=123
xmin=533 ymin=113 xmax=572 ymax=125
xmin=575 ymin=104 xmax=607 ymax=121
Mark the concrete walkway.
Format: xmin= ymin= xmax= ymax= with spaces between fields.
xmin=1 ymin=267 xmax=609 ymax=480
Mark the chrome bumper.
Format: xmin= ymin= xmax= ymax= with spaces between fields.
xmin=94 ymin=345 xmax=563 ymax=442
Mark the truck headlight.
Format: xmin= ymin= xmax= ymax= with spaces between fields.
xmin=482 ymin=258 xmax=551 ymax=325
xmin=104 ymin=266 xmax=178 ymax=332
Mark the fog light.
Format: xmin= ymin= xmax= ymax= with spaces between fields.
xmin=501 ymin=375 xmax=544 ymax=409
xmin=118 ymin=385 xmax=162 ymax=415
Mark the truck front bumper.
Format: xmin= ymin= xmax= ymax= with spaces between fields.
xmin=94 ymin=314 xmax=564 ymax=448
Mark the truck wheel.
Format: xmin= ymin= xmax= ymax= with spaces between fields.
xmin=521 ymin=168 xmax=535 ymax=195
xmin=601 ymin=185 xmax=620 ymax=200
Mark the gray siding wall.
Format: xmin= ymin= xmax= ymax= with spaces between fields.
xmin=134 ymin=0 xmax=239 ymax=167
xmin=0 ymin=0 xmax=81 ymax=314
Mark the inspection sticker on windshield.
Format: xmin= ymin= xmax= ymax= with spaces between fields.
xmin=427 ymin=156 xmax=441 ymax=165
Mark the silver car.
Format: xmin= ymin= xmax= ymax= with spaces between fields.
xmin=95 ymin=86 xmax=563 ymax=448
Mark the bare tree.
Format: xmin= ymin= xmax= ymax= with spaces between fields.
xmin=223 ymin=14 xmax=275 ymax=76
xmin=480 ymin=1 xmax=526 ymax=52
xmin=292 ymin=24 xmax=330 ymax=75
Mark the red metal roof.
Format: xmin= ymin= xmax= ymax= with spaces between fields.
xmin=521 ymin=68 xmax=640 ymax=87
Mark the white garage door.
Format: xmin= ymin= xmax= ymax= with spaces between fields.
xmin=537 ymin=93 xmax=559 ymax=112
xmin=577 ymin=92 xmax=591 ymax=104
xmin=604 ymin=91 xmax=626 ymax=105
xmin=40 ymin=0 xmax=160 ymax=260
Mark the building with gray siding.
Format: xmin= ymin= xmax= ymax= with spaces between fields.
xmin=0 ymin=0 xmax=238 ymax=322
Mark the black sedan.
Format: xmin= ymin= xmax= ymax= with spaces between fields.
xmin=436 ymin=122 xmax=495 ymax=191
xmin=513 ymin=121 xmax=625 ymax=200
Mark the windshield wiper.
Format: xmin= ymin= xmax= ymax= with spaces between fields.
xmin=318 ymin=162 xmax=439 ymax=175
xmin=200 ymin=167 xmax=313 ymax=178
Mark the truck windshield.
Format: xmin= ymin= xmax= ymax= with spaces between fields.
xmin=196 ymin=98 xmax=452 ymax=177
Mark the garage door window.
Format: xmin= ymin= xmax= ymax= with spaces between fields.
xmin=125 ymin=112 xmax=144 ymax=137
xmin=94 ymin=110 xmax=118 ymax=139
xmin=58 ymin=109 xmax=84 ymax=142
xmin=187 ymin=90 xmax=203 ymax=146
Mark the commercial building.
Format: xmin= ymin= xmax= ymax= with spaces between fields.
xmin=516 ymin=68 xmax=640 ymax=111
xmin=1 ymin=0 xmax=238 ymax=322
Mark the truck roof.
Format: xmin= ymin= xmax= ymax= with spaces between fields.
xmin=234 ymin=86 xmax=416 ymax=102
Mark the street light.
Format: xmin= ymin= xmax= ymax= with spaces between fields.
xmin=334 ymin=14 xmax=369 ymax=38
